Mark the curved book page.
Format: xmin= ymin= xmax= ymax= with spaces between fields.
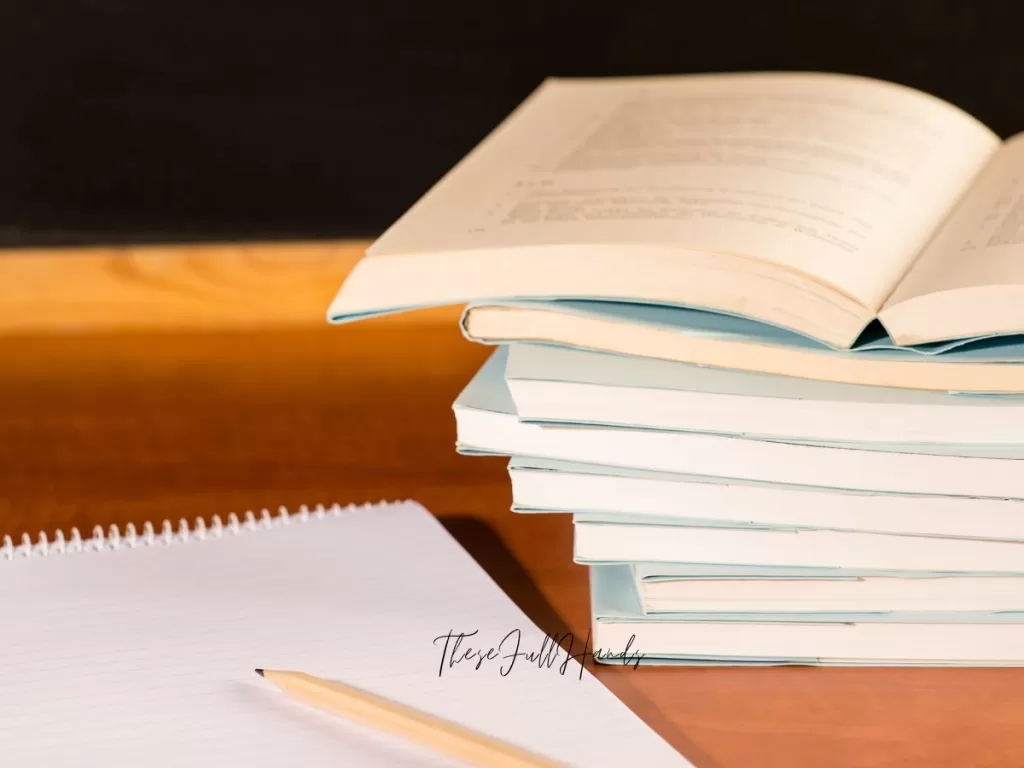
xmin=330 ymin=72 xmax=998 ymax=349
xmin=881 ymin=133 xmax=1024 ymax=344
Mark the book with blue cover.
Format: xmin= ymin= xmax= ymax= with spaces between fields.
xmin=628 ymin=562 xmax=1024 ymax=614
xmin=508 ymin=458 xmax=1024 ymax=541
xmin=572 ymin=514 xmax=1024 ymax=572
xmin=589 ymin=565 xmax=1024 ymax=666
xmin=453 ymin=349 xmax=1024 ymax=498
xmin=327 ymin=72 xmax=1024 ymax=392
xmin=504 ymin=343 xmax=1024 ymax=444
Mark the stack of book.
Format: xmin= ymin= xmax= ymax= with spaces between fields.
xmin=330 ymin=72 xmax=1024 ymax=665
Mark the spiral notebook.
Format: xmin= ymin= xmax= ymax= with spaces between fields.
xmin=0 ymin=501 xmax=687 ymax=767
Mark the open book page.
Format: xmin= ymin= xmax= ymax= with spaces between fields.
xmin=366 ymin=73 xmax=998 ymax=311
xmin=880 ymin=133 xmax=1024 ymax=343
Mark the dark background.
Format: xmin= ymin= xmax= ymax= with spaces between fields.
xmin=2 ymin=0 xmax=1022 ymax=246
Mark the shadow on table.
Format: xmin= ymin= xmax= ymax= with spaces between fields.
xmin=440 ymin=515 xmax=573 ymax=638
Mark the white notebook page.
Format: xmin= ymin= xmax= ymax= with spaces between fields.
xmin=0 ymin=501 xmax=686 ymax=766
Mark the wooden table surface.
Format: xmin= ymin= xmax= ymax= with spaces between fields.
xmin=2 ymin=241 xmax=1023 ymax=767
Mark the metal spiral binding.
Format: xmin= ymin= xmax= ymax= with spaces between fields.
xmin=1 ymin=502 xmax=370 ymax=560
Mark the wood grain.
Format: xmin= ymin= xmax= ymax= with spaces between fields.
xmin=1 ymin=318 xmax=1022 ymax=767
xmin=0 ymin=240 xmax=459 ymax=333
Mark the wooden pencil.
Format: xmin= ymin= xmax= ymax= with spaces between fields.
xmin=255 ymin=668 xmax=563 ymax=767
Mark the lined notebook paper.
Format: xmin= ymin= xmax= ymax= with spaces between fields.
xmin=0 ymin=502 xmax=686 ymax=766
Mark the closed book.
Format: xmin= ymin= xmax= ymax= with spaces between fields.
xmin=453 ymin=349 xmax=1024 ymax=498
xmin=509 ymin=458 xmax=1024 ymax=541
xmin=573 ymin=516 xmax=1024 ymax=572
xmin=590 ymin=565 xmax=1024 ymax=666
xmin=629 ymin=563 xmax=1024 ymax=614
xmin=504 ymin=343 xmax=1024 ymax=444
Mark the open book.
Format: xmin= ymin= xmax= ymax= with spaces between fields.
xmin=329 ymin=72 xmax=1024 ymax=353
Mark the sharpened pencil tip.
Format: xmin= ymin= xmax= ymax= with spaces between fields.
xmin=254 ymin=668 xmax=265 ymax=677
